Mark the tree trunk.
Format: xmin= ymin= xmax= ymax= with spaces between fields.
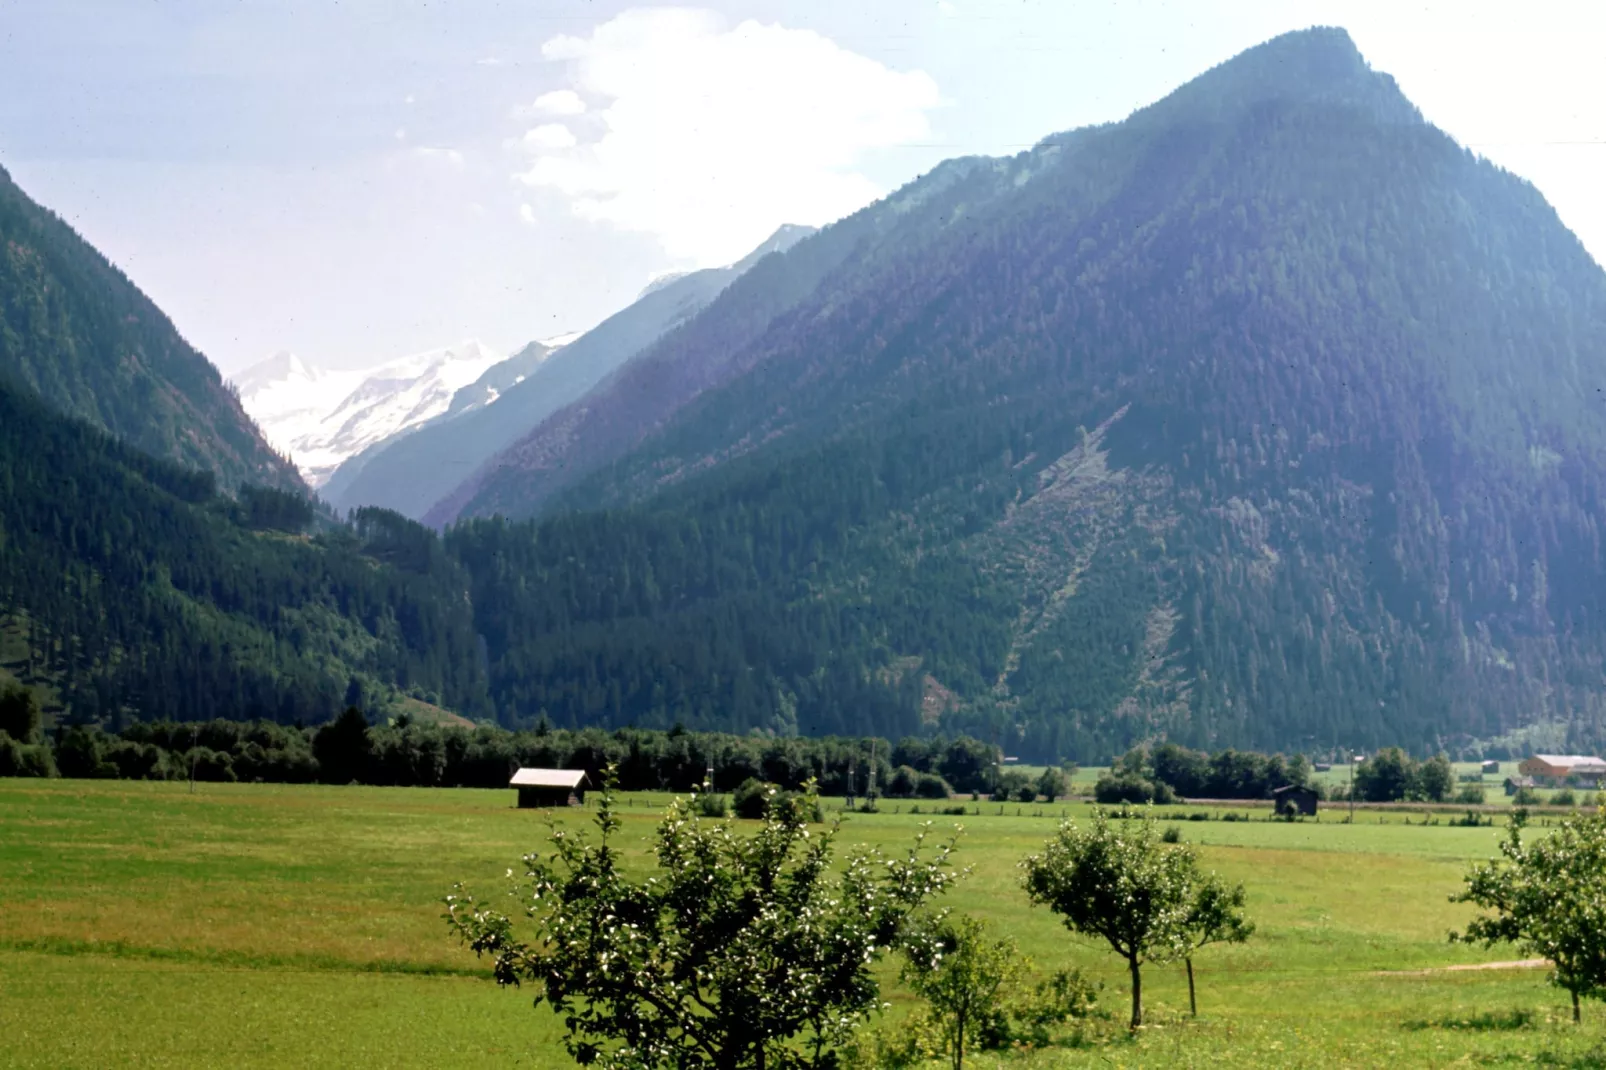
xmin=1574 ymin=989 xmax=1581 ymax=1024
xmin=954 ymin=1011 xmax=964 ymax=1070
xmin=1129 ymin=955 xmax=1143 ymax=1031
xmin=1187 ymin=956 xmax=1197 ymax=1017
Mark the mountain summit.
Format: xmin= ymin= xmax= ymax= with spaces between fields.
xmin=435 ymin=28 xmax=1606 ymax=757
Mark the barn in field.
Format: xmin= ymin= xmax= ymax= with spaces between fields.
xmin=1517 ymin=755 xmax=1606 ymax=788
xmin=1272 ymin=784 xmax=1319 ymax=816
xmin=510 ymin=768 xmax=589 ymax=808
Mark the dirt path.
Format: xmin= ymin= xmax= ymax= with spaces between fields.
xmin=1379 ymin=959 xmax=1548 ymax=976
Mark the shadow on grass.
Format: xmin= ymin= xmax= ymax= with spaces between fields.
xmin=1536 ymin=1046 xmax=1606 ymax=1070
xmin=1403 ymin=1007 xmax=1536 ymax=1032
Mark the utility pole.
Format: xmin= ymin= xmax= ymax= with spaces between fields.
xmin=866 ymin=740 xmax=878 ymax=810
xmin=1349 ymin=750 xmax=1359 ymax=822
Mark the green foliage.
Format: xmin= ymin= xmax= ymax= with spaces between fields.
xmin=1022 ymin=806 xmax=1252 ymax=1030
xmin=443 ymin=770 xmax=959 ymax=1068
xmin=694 ymin=791 xmax=729 ymax=818
xmin=900 ymin=914 xmax=1019 ymax=1069
xmin=0 ymin=685 xmax=39 ymax=742
xmin=1552 ymin=788 xmax=1578 ymax=807
xmin=1094 ymin=772 xmax=1175 ymax=805
xmin=1452 ymin=811 xmax=1606 ymax=1021
xmin=1035 ymin=767 xmax=1068 ymax=803
xmin=0 ymin=381 xmax=487 ymax=726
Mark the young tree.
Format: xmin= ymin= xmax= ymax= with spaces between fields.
xmin=1415 ymin=754 xmax=1455 ymax=802
xmin=900 ymin=915 xmax=1017 ymax=1070
xmin=1022 ymin=807 xmax=1196 ymax=1030
xmin=1452 ymin=810 xmax=1606 ymax=1022
xmin=1035 ymin=767 xmax=1068 ymax=803
xmin=445 ymin=772 xmax=959 ymax=1068
xmin=1176 ymin=871 xmax=1254 ymax=1016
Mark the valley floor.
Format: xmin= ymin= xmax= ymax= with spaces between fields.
xmin=1 ymin=780 xmax=1602 ymax=1068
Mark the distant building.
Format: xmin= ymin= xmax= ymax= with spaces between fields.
xmin=1272 ymin=784 xmax=1319 ymax=816
xmin=510 ymin=768 xmax=589 ymax=808
xmin=1481 ymin=760 xmax=1501 ymax=775
xmin=1504 ymin=776 xmax=1538 ymax=796
xmin=1313 ymin=763 xmax=1332 ymax=773
xmin=1517 ymin=755 xmax=1606 ymax=787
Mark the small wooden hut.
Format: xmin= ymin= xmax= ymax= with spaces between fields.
xmin=1272 ymin=784 xmax=1319 ymax=816
xmin=510 ymin=768 xmax=589 ymax=808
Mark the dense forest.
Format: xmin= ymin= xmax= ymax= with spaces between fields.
xmin=431 ymin=29 xmax=1606 ymax=759
xmin=7 ymin=30 xmax=1606 ymax=763
xmin=0 ymin=380 xmax=488 ymax=726
xmin=0 ymin=165 xmax=299 ymax=489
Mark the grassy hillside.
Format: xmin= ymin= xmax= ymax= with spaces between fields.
xmin=2 ymin=779 xmax=1602 ymax=1067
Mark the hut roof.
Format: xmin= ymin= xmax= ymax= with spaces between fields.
xmin=509 ymin=768 xmax=589 ymax=789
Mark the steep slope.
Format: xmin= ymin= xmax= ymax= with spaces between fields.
xmin=238 ymin=340 xmax=505 ymax=486
xmin=441 ymin=28 xmax=1606 ymax=758
xmin=323 ymin=224 xmax=815 ymax=523
xmin=0 ymin=164 xmax=299 ymax=489
xmin=0 ymin=377 xmax=489 ymax=725
xmin=316 ymin=339 xmax=557 ymax=510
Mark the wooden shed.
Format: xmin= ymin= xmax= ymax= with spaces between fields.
xmin=510 ymin=768 xmax=589 ymax=808
xmin=1272 ymin=784 xmax=1319 ymax=816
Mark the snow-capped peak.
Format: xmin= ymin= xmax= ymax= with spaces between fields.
xmin=236 ymin=339 xmax=505 ymax=487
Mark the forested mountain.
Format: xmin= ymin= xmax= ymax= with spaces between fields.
xmin=0 ymin=377 xmax=489 ymax=726
xmin=434 ymin=28 xmax=1606 ymax=759
xmin=325 ymin=224 xmax=815 ymax=522
xmin=0 ymin=164 xmax=299 ymax=489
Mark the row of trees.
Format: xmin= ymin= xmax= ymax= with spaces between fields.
xmin=1094 ymin=742 xmax=1315 ymax=803
xmin=0 ymin=702 xmax=1005 ymax=797
xmin=446 ymin=775 xmax=1253 ymax=1069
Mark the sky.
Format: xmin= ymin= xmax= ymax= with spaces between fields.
xmin=2 ymin=0 xmax=1603 ymax=374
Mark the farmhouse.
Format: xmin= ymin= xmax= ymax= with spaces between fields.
xmin=1516 ymin=755 xmax=1606 ymax=787
xmin=510 ymin=767 xmax=589 ymax=808
xmin=1272 ymin=784 xmax=1319 ymax=816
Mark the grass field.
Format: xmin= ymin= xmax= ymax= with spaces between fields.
xmin=3 ymin=780 xmax=1605 ymax=1067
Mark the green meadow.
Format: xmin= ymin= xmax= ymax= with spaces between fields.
xmin=2 ymin=779 xmax=1604 ymax=1068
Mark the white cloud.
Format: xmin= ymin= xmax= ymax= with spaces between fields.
xmin=521 ymin=123 xmax=578 ymax=150
xmin=513 ymin=8 xmax=941 ymax=265
xmin=519 ymin=203 xmax=537 ymax=225
xmin=531 ymin=89 xmax=586 ymax=116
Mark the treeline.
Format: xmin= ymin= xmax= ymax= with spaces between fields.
xmin=0 ymin=701 xmax=1001 ymax=795
xmin=0 ymin=380 xmax=489 ymax=727
xmin=1095 ymin=743 xmax=1316 ymax=803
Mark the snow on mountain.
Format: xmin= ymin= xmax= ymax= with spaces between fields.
xmin=234 ymin=340 xmax=505 ymax=486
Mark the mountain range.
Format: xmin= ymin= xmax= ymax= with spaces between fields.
xmin=235 ymin=338 xmax=522 ymax=487
xmin=320 ymin=223 xmax=816 ymax=520
xmin=7 ymin=27 xmax=1606 ymax=762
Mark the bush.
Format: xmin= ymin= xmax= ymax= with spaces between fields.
xmin=1161 ymin=825 xmax=1183 ymax=843
xmin=992 ymin=769 xmax=1029 ymax=802
xmin=1512 ymin=787 xmax=1541 ymax=806
xmin=1093 ymin=772 xmax=1175 ymax=805
xmin=887 ymin=765 xmax=921 ymax=798
xmin=732 ymin=777 xmax=772 ymax=819
xmin=0 ymin=731 xmax=55 ymax=777
xmin=914 ymin=772 xmax=953 ymax=799
xmin=1455 ymin=784 xmax=1487 ymax=805
xmin=1015 ymin=784 xmax=1038 ymax=803
xmin=731 ymin=778 xmax=820 ymax=822
xmin=1552 ymin=788 xmax=1577 ymax=807
xmin=185 ymin=747 xmax=237 ymax=783
xmin=1010 ymin=967 xmax=1101 ymax=1047
xmin=695 ymin=791 xmax=729 ymax=818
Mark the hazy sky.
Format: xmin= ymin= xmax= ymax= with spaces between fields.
xmin=3 ymin=1 xmax=1602 ymax=373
